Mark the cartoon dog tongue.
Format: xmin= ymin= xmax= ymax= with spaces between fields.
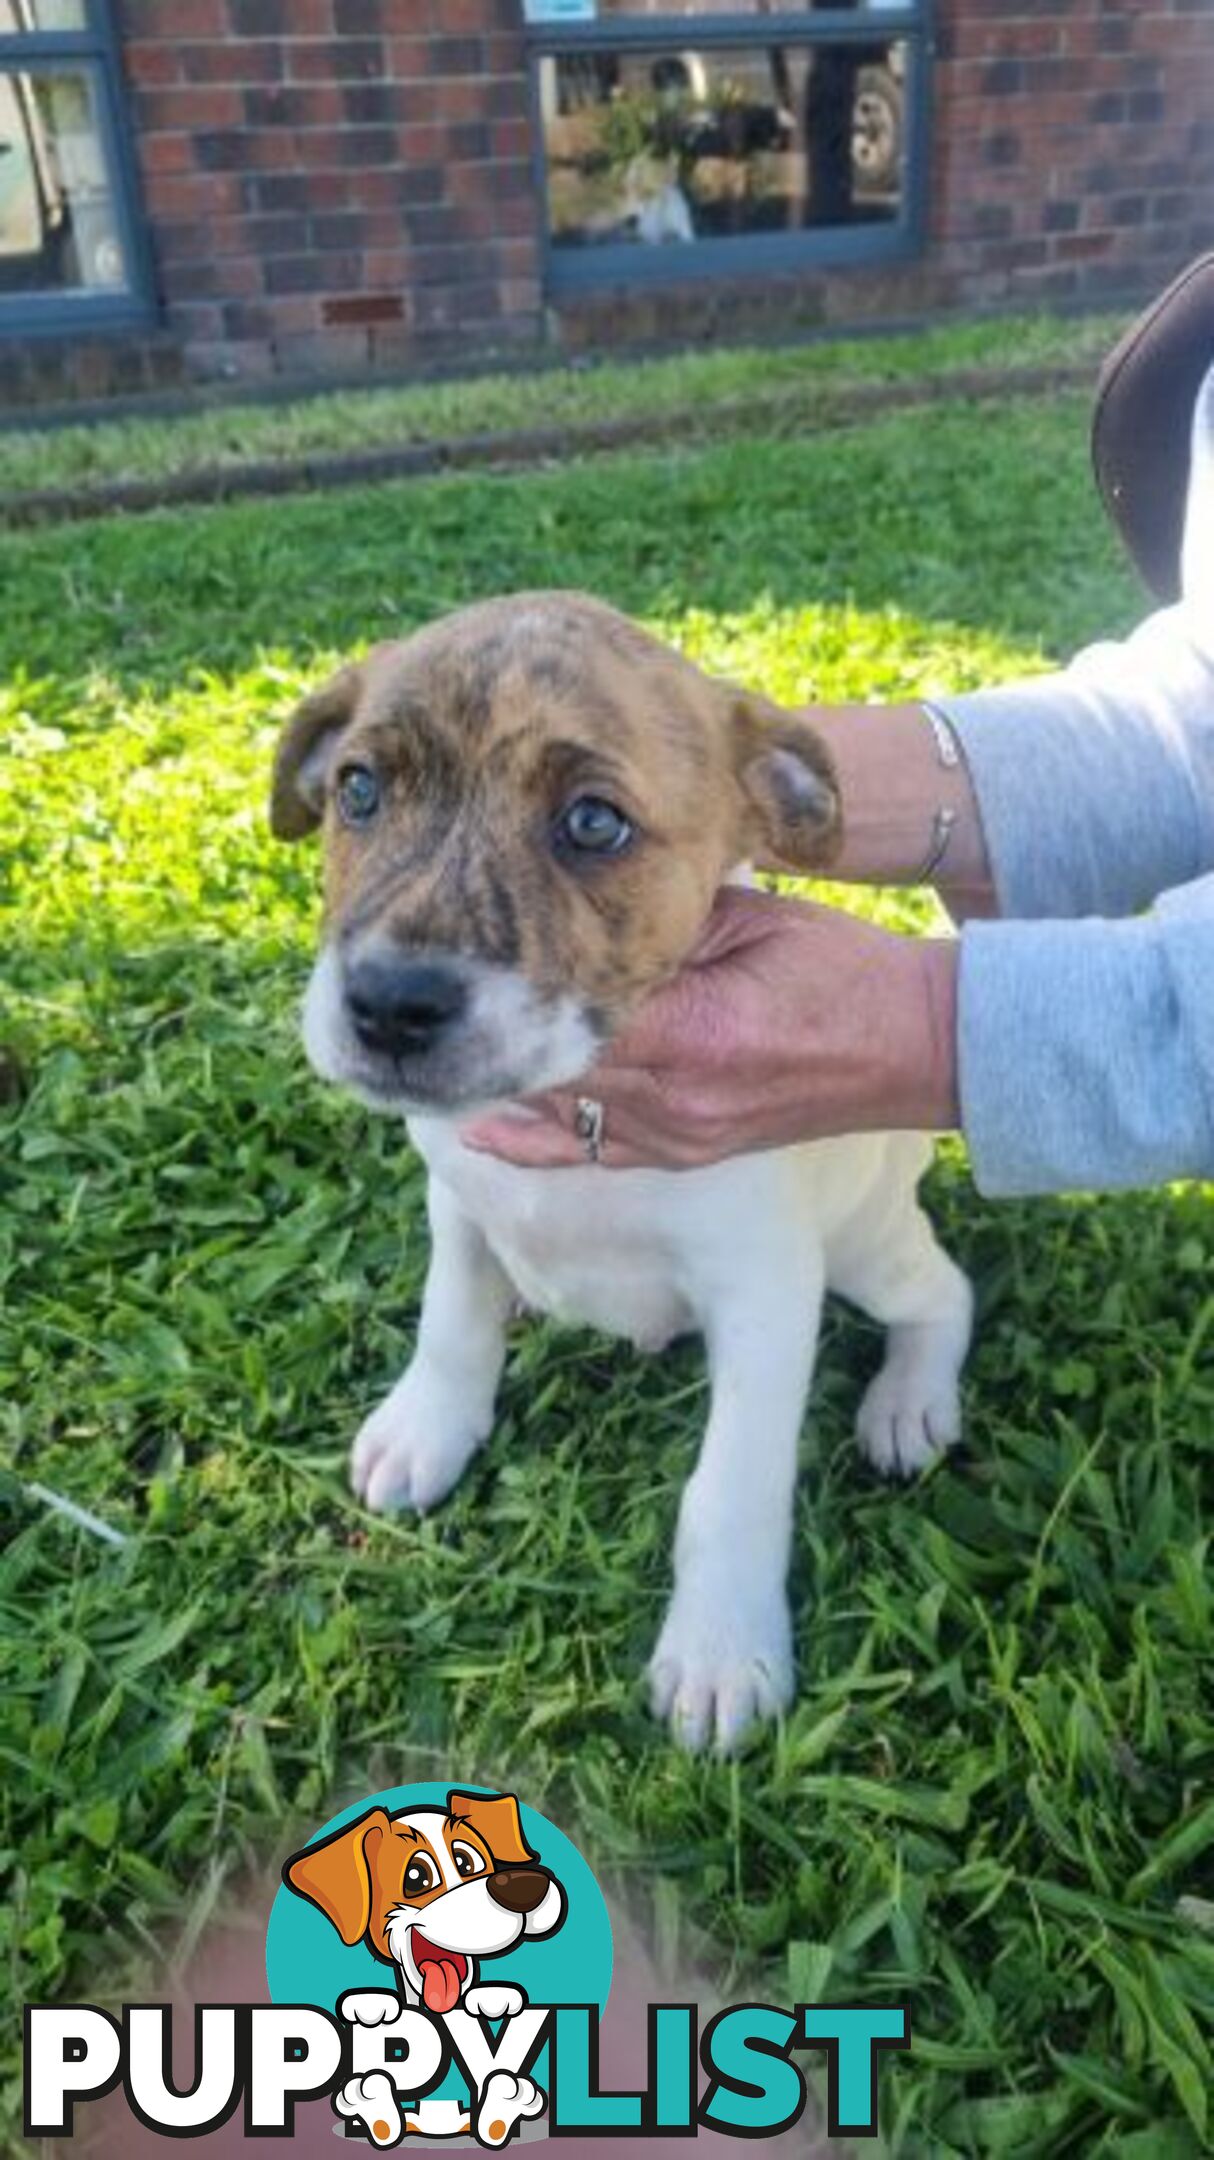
xmin=420 ymin=1955 xmax=463 ymax=2015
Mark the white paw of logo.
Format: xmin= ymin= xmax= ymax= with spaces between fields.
xmin=335 ymin=2070 xmax=403 ymax=2148
xmin=341 ymin=1991 xmax=401 ymax=2028
xmin=477 ymin=2069 xmax=546 ymax=2146
xmin=463 ymin=1983 xmax=527 ymax=2021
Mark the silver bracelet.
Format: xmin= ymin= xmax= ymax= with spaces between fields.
xmin=913 ymin=700 xmax=963 ymax=882
xmin=921 ymin=698 xmax=963 ymax=770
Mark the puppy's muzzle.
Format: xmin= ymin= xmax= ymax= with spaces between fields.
xmin=345 ymin=952 xmax=469 ymax=1060
xmin=486 ymin=1867 xmax=552 ymax=1916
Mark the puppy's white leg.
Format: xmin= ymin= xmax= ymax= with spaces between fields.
xmin=832 ymin=1171 xmax=972 ymax=1479
xmin=352 ymin=1178 xmax=514 ymax=1514
xmin=649 ymin=1263 xmax=823 ymax=1755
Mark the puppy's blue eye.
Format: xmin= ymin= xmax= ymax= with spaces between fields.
xmin=556 ymin=796 xmax=633 ymax=857
xmin=337 ymin=764 xmax=380 ymax=826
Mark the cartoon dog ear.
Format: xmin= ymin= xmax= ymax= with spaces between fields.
xmin=270 ymin=663 xmax=363 ymax=841
xmin=447 ymin=1790 xmax=536 ymax=1869
xmin=727 ymin=692 xmax=841 ymax=873
xmin=283 ymin=1807 xmax=392 ymax=1946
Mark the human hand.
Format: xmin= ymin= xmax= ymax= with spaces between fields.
xmin=462 ymin=886 xmax=959 ymax=1172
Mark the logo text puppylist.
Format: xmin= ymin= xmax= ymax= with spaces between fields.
xmin=24 ymin=1785 xmax=911 ymax=2146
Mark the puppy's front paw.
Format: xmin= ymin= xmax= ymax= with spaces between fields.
xmin=335 ymin=2071 xmax=403 ymax=2147
xmin=351 ymin=1361 xmax=491 ymax=1514
xmin=648 ymin=1579 xmax=793 ymax=1756
xmin=464 ymin=1983 xmax=526 ymax=2021
xmin=339 ymin=1990 xmax=402 ymax=2029
xmin=854 ymin=1364 xmax=962 ymax=1479
xmin=477 ymin=2070 xmax=545 ymax=2147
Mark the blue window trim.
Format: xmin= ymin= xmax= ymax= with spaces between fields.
xmin=525 ymin=5 xmax=934 ymax=296
xmin=0 ymin=0 xmax=155 ymax=336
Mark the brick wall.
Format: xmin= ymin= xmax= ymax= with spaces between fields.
xmin=6 ymin=1 xmax=1214 ymax=405
xmin=114 ymin=0 xmax=542 ymax=380
xmin=930 ymin=0 xmax=1214 ymax=305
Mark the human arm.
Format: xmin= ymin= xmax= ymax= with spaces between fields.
xmin=462 ymin=886 xmax=958 ymax=1171
xmin=804 ymin=597 xmax=1214 ymax=924
xmin=464 ymin=873 xmax=1214 ymax=1195
xmin=823 ymin=362 xmax=1214 ymax=921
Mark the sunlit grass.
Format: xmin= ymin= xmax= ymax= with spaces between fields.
xmin=4 ymin=393 xmax=1212 ymax=2154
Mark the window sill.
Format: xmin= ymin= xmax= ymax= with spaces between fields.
xmin=546 ymin=219 xmax=920 ymax=294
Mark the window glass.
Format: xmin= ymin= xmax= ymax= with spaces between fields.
xmin=541 ymin=39 xmax=907 ymax=252
xmin=0 ymin=3 xmax=88 ymax=29
xmin=0 ymin=66 xmax=127 ymax=294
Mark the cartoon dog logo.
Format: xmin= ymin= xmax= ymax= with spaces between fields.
xmin=283 ymin=1789 xmax=566 ymax=2144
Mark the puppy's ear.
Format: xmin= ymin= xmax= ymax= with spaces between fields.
xmin=728 ymin=693 xmax=841 ymax=873
xmin=447 ymin=1790 xmax=536 ymax=1869
xmin=270 ymin=664 xmax=362 ymax=841
xmin=283 ymin=1806 xmax=391 ymax=1946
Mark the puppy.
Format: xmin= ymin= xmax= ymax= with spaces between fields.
xmin=272 ymin=592 xmax=972 ymax=1752
xmin=284 ymin=1788 xmax=564 ymax=2011
xmin=285 ymin=1790 xmax=560 ymax=2144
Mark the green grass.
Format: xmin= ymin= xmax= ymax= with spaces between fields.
xmin=3 ymin=391 xmax=1213 ymax=2156
xmin=0 ymin=308 xmax=1124 ymax=501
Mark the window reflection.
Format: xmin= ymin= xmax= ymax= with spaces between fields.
xmin=541 ymin=41 xmax=906 ymax=252
xmin=0 ymin=67 xmax=128 ymax=294
xmin=0 ymin=3 xmax=88 ymax=29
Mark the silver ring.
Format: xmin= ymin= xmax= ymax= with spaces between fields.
xmin=573 ymin=1096 xmax=606 ymax=1164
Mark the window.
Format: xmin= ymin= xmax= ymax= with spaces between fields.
xmin=527 ymin=3 xmax=932 ymax=290
xmin=0 ymin=0 xmax=151 ymax=330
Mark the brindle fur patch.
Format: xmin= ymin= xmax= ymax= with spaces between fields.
xmin=272 ymin=592 xmax=840 ymax=1029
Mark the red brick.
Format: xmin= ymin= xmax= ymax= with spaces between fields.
xmin=288 ymin=38 xmax=385 ymax=80
xmin=141 ymin=171 xmax=245 ymax=217
xmin=132 ymin=85 xmax=246 ymax=130
xmin=138 ymin=131 xmax=196 ymax=173
xmin=119 ymin=0 xmax=227 ymax=39
xmin=123 ymin=45 xmax=183 ymax=87
xmin=361 ymin=250 xmax=409 ymax=285
xmin=181 ymin=42 xmax=286 ymax=84
xmin=383 ymin=37 xmax=433 ymax=79
xmin=322 ymin=291 xmax=404 ymax=325
xmin=490 ymin=117 xmax=530 ymax=160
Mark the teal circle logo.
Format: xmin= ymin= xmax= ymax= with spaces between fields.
xmin=265 ymin=1783 xmax=612 ymax=2137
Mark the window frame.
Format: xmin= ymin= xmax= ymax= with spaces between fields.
xmin=0 ymin=0 xmax=155 ymax=334
xmin=525 ymin=4 xmax=935 ymax=294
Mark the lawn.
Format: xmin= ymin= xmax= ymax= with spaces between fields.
xmin=3 ymin=389 xmax=1213 ymax=2155
xmin=0 ymin=307 xmax=1122 ymax=503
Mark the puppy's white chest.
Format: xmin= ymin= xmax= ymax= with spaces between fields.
xmin=409 ymin=1116 xmax=696 ymax=1349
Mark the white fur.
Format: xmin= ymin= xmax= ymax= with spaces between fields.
xmin=345 ymin=1103 xmax=971 ymax=1755
xmin=621 ymin=156 xmax=696 ymax=244
xmin=300 ymin=883 xmax=971 ymax=1752
xmin=337 ymin=1816 xmax=558 ymax=2146
xmin=463 ymin=1983 xmax=526 ymax=2021
xmin=335 ymin=2070 xmax=404 ymax=2146
xmin=303 ymin=940 xmax=599 ymax=1116
xmin=369 ymin=1807 xmax=561 ymax=2012
xmin=477 ymin=2069 xmax=545 ymax=2144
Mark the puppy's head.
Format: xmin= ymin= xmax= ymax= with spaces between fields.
xmin=283 ymin=1790 xmax=565 ymax=2010
xmin=273 ymin=592 xmax=839 ymax=1114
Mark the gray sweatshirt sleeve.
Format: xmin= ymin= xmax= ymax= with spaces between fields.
xmin=937 ymin=364 xmax=1214 ymax=922
xmin=935 ymin=364 xmax=1214 ymax=1194
xmin=957 ymin=878 xmax=1214 ymax=1194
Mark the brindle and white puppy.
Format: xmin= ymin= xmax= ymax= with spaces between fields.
xmin=272 ymin=592 xmax=972 ymax=1753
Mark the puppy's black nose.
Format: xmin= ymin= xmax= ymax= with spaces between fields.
xmin=345 ymin=955 xmax=467 ymax=1058
xmin=486 ymin=1868 xmax=552 ymax=1916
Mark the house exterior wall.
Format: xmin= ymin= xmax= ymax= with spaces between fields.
xmin=2 ymin=0 xmax=1212 ymax=409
